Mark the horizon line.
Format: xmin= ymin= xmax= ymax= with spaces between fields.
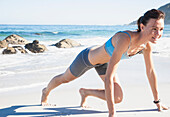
xmin=0 ymin=23 xmax=132 ymax=26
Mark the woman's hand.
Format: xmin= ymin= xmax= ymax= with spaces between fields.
xmin=156 ymin=103 xmax=169 ymax=111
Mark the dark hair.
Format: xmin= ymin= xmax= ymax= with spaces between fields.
xmin=137 ymin=9 xmax=165 ymax=32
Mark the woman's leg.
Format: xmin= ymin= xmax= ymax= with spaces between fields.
xmin=79 ymin=74 xmax=123 ymax=107
xmin=41 ymin=47 xmax=94 ymax=105
xmin=41 ymin=68 xmax=77 ymax=105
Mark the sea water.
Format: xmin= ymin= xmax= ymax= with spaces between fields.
xmin=0 ymin=24 xmax=170 ymax=92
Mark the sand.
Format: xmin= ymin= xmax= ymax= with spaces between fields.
xmin=0 ymin=55 xmax=170 ymax=117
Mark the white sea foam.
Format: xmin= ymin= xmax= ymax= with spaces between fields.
xmin=152 ymin=37 xmax=170 ymax=57
xmin=52 ymin=31 xmax=59 ymax=34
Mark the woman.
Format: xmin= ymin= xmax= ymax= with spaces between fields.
xmin=41 ymin=9 xmax=168 ymax=117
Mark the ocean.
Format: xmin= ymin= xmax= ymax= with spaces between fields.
xmin=0 ymin=24 xmax=170 ymax=92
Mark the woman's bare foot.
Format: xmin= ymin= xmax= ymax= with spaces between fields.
xmin=79 ymin=88 xmax=89 ymax=108
xmin=41 ymin=88 xmax=49 ymax=106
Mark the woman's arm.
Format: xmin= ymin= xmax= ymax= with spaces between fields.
xmin=143 ymin=43 xmax=159 ymax=101
xmin=105 ymin=35 xmax=130 ymax=116
xmin=105 ymin=50 xmax=121 ymax=116
xmin=143 ymin=42 xmax=168 ymax=111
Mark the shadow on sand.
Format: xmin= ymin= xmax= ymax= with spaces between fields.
xmin=0 ymin=104 xmax=158 ymax=117
xmin=0 ymin=104 xmax=107 ymax=117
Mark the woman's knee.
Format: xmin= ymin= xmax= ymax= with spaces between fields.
xmin=114 ymin=83 xmax=123 ymax=104
xmin=115 ymin=95 xmax=123 ymax=103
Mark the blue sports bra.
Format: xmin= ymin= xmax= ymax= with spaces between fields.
xmin=104 ymin=31 xmax=132 ymax=59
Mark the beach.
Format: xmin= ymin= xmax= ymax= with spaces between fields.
xmin=0 ymin=24 xmax=170 ymax=116
xmin=0 ymin=55 xmax=170 ymax=117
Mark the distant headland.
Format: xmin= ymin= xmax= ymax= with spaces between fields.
xmin=129 ymin=3 xmax=170 ymax=25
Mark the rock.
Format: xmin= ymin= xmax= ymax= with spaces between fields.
xmin=34 ymin=33 xmax=41 ymax=35
xmin=2 ymin=47 xmax=17 ymax=54
xmin=0 ymin=40 xmax=8 ymax=48
xmin=55 ymin=39 xmax=81 ymax=48
xmin=25 ymin=40 xmax=47 ymax=53
xmin=33 ymin=40 xmax=39 ymax=44
xmin=3 ymin=34 xmax=29 ymax=45
xmin=13 ymin=46 xmax=28 ymax=54
xmin=2 ymin=46 xmax=27 ymax=54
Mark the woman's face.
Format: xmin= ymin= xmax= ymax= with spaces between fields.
xmin=142 ymin=18 xmax=164 ymax=44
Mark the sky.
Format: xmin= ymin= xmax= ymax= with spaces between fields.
xmin=0 ymin=0 xmax=169 ymax=25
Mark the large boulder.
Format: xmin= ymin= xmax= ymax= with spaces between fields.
xmin=54 ymin=39 xmax=81 ymax=48
xmin=3 ymin=34 xmax=29 ymax=45
xmin=25 ymin=40 xmax=47 ymax=53
xmin=0 ymin=40 xmax=8 ymax=48
xmin=2 ymin=47 xmax=17 ymax=54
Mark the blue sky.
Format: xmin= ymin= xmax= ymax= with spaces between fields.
xmin=0 ymin=0 xmax=169 ymax=25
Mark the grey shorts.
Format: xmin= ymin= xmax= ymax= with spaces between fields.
xmin=69 ymin=47 xmax=108 ymax=77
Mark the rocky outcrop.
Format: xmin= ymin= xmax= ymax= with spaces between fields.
xmin=25 ymin=40 xmax=47 ymax=53
xmin=54 ymin=39 xmax=81 ymax=48
xmin=129 ymin=3 xmax=170 ymax=25
xmin=0 ymin=40 xmax=8 ymax=48
xmin=34 ymin=33 xmax=41 ymax=35
xmin=2 ymin=46 xmax=27 ymax=54
xmin=158 ymin=3 xmax=170 ymax=24
xmin=3 ymin=34 xmax=29 ymax=45
xmin=2 ymin=47 xmax=17 ymax=54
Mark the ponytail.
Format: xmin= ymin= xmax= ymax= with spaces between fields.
xmin=137 ymin=16 xmax=143 ymax=32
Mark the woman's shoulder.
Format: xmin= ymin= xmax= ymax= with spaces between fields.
xmin=111 ymin=32 xmax=131 ymax=51
xmin=114 ymin=31 xmax=132 ymax=43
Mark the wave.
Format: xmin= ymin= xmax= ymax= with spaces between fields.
xmin=35 ymin=31 xmax=81 ymax=36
